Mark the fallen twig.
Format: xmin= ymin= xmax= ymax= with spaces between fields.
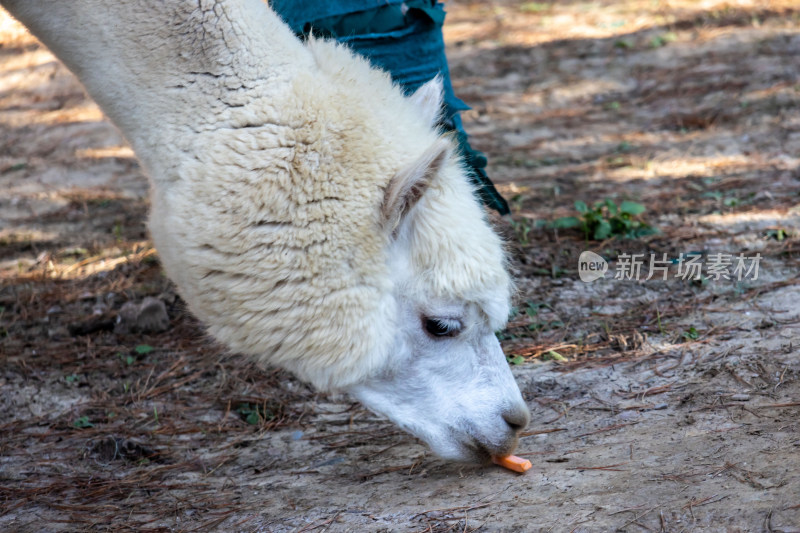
xmin=567 ymin=462 xmax=629 ymax=472
xmin=520 ymin=427 xmax=567 ymax=437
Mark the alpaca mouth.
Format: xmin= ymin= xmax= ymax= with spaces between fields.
xmin=464 ymin=441 xmax=494 ymax=463
xmin=455 ymin=431 xmax=520 ymax=464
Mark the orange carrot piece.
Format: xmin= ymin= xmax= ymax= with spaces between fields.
xmin=492 ymin=455 xmax=532 ymax=473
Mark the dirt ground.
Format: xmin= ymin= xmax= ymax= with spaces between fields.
xmin=2 ymin=1 xmax=800 ymax=531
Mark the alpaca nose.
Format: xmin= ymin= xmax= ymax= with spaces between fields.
xmin=502 ymin=403 xmax=530 ymax=432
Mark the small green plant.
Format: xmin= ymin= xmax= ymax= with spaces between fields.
xmin=682 ymin=326 xmax=699 ymax=341
xmin=553 ymin=199 xmax=657 ymax=240
xmin=119 ymin=352 xmax=136 ymax=365
xmin=532 ymin=319 xmax=564 ymax=332
xmin=496 ymin=330 xmax=517 ymax=342
xmin=3 ymin=162 xmax=26 ymax=173
xmin=510 ymin=193 xmax=525 ymax=212
xmin=541 ymin=350 xmax=567 ymax=362
xmin=236 ymin=402 xmax=276 ymax=426
xmin=65 ymin=374 xmax=79 ymax=383
xmin=524 ymin=301 xmax=542 ymax=318
xmin=650 ymin=32 xmax=677 ymax=48
xmin=766 ymin=228 xmax=790 ymax=241
xmin=656 ymin=307 xmax=666 ymax=336
xmin=522 ymin=301 xmax=563 ymax=331
xmin=506 ymin=354 xmax=526 ymax=365
xmin=616 ymin=140 xmax=633 ymax=153
xmin=510 ymin=218 xmax=535 ymax=245
xmin=73 ymin=416 xmax=94 ymax=429
xmin=723 ymin=196 xmax=739 ymax=207
xmin=134 ymin=344 xmax=154 ymax=355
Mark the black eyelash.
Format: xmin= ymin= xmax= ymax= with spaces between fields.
xmin=423 ymin=317 xmax=462 ymax=338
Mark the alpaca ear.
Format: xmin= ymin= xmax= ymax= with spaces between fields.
xmin=408 ymin=76 xmax=444 ymax=127
xmin=382 ymin=138 xmax=451 ymax=234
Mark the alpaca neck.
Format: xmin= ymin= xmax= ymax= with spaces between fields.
xmin=3 ymin=0 xmax=312 ymax=175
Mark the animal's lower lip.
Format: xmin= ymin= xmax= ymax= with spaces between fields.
xmin=461 ymin=430 xmax=520 ymax=463
xmin=448 ymin=425 xmax=517 ymax=462
xmin=461 ymin=438 xmax=494 ymax=463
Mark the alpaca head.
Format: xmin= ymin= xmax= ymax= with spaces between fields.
xmin=347 ymin=78 xmax=530 ymax=462
xmin=148 ymin=37 xmax=530 ymax=463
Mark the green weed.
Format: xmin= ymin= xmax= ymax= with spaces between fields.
xmin=506 ymin=354 xmax=526 ymax=365
xmin=73 ymin=416 xmax=94 ymax=429
xmin=511 ymin=217 xmax=534 ymax=245
xmin=766 ymin=228 xmax=791 ymax=241
xmin=682 ymin=326 xmax=699 ymax=341
xmin=552 ymin=199 xmax=657 ymax=240
xmin=650 ymin=32 xmax=677 ymax=47
xmin=541 ymin=350 xmax=567 ymax=362
xmin=236 ymin=402 xmax=276 ymax=426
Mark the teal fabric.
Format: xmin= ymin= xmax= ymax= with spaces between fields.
xmin=269 ymin=0 xmax=510 ymax=214
xmin=270 ymin=0 xmax=405 ymax=31
xmin=271 ymin=0 xmax=467 ymax=119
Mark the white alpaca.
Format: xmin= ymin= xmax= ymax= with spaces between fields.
xmin=3 ymin=0 xmax=529 ymax=461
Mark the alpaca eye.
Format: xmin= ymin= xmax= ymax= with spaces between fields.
xmin=423 ymin=317 xmax=462 ymax=338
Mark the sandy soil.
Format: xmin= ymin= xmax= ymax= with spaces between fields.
xmin=1 ymin=1 xmax=799 ymax=531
